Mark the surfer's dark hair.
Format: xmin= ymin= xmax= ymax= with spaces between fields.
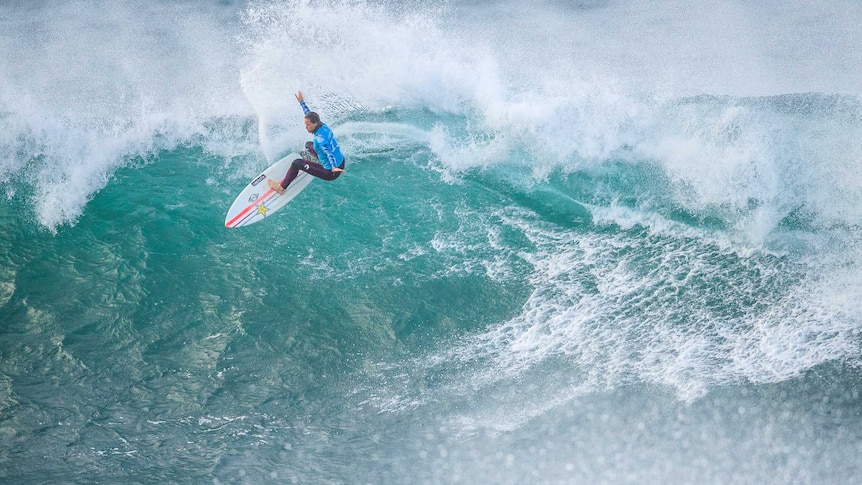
xmin=305 ymin=111 xmax=321 ymax=126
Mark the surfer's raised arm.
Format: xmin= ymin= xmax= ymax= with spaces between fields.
xmin=295 ymin=90 xmax=311 ymax=115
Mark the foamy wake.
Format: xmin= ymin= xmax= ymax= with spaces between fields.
xmin=365 ymin=205 xmax=861 ymax=433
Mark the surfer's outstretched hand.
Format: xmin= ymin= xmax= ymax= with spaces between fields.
xmin=295 ymin=90 xmax=304 ymax=102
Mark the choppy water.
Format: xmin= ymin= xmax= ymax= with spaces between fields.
xmin=2 ymin=1 xmax=862 ymax=483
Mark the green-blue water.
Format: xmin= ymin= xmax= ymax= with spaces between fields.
xmin=2 ymin=1 xmax=862 ymax=483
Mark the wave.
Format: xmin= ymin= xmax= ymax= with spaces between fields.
xmin=2 ymin=0 xmax=862 ymax=454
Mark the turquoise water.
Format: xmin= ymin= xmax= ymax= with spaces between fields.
xmin=2 ymin=1 xmax=862 ymax=483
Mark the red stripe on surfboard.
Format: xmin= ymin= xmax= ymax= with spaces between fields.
xmin=226 ymin=188 xmax=276 ymax=228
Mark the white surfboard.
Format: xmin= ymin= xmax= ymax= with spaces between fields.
xmin=225 ymin=152 xmax=314 ymax=228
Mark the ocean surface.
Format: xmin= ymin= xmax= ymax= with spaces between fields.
xmin=2 ymin=0 xmax=862 ymax=483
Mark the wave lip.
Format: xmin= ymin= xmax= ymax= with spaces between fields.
xmin=0 ymin=0 xmax=252 ymax=230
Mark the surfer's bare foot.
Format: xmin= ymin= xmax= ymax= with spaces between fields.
xmin=268 ymin=179 xmax=286 ymax=194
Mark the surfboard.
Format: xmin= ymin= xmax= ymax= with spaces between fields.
xmin=224 ymin=152 xmax=314 ymax=228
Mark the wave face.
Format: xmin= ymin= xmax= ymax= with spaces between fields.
xmin=1 ymin=1 xmax=861 ymax=483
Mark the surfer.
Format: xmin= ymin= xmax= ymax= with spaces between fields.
xmin=268 ymin=91 xmax=345 ymax=194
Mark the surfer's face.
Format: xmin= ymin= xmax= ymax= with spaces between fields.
xmin=304 ymin=118 xmax=317 ymax=133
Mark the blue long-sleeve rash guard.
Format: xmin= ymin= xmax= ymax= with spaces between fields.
xmin=300 ymin=100 xmax=344 ymax=170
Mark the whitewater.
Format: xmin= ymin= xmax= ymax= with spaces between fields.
xmin=1 ymin=0 xmax=861 ymax=483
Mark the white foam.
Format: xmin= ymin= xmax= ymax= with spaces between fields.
xmin=0 ymin=1 xmax=254 ymax=229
